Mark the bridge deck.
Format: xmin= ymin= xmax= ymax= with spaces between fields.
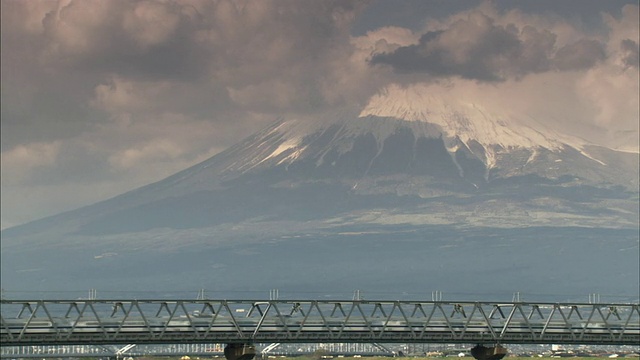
xmin=2 ymin=300 xmax=639 ymax=346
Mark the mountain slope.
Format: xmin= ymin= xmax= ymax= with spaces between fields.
xmin=3 ymin=93 xmax=638 ymax=238
xmin=1 ymin=88 xmax=638 ymax=299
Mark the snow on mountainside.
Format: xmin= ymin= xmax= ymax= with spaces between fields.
xmin=195 ymin=83 xmax=628 ymax=188
xmin=135 ymin=83 xmax=635 ymax=199
xmin=2 ymin=85 xmax=638 ymax=298
xmin=359 ymin=84 xmax=605 ymax=169
xmin=2 ymin=83 xmax=637 ymax=239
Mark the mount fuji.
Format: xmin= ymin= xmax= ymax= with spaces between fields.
xmin=2 ymin=85 xmax=638 ymax=300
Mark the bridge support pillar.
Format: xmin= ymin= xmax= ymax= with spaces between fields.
xmin=470 ymin=344 xmax=508 ymax=360
xmin=224 ymin=343 xmax=256 ymax=360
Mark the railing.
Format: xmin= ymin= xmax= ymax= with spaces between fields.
xmin=1 ymin=300 xmax=639 ymax=346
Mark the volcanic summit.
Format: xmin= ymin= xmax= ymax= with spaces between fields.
xmin=1 ymin=84 xmax=638 ymax=298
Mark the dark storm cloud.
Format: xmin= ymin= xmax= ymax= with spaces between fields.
xmin=1 ymin=0 xmax=368 ymax=148
xmin=370 ymin=14 xmax=520 ymax=81
xmin=620 ymin=39 xmax=639 ymax=69
xmin=35 ymin=0 xmax=366 ymax=85
xmin=370 ymin=10 xmax=606 ymax=81
xmin=553 ymin=39 xmax=606 ymax=71
xmin=37 ymin=1 xmax=198 ymax=80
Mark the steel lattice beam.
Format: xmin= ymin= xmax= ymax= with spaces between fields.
xmin=1 ymin=300 xmax=638 ymax=346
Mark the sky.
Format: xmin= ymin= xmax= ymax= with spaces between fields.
xmin=1 ymin=0 xmax=639 ymax=229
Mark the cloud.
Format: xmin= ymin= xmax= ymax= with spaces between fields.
xmin=619 ymin=39 xmax=639 ymax=69
xmin=4 ymin=0 xmax=369 ymax=116
xmin=108 ymin=140 xmax=186 ymax=170
xmin=0 ymin=111 xmax=226 ymax=228
xmin=0 ymin=141 xmax=61 ymax=184
xmin=553 ymin=39 xmax=606 ymax=70
xmin=1 ymin=0 xmax=370 ymax=150
xmin=95 ymin=112 xmax=225 ymax=172
xmin=574 ymin=3 xmax=639 ymax=133
xmin=35 ymin=0 xmax=207 ymax=81
xmin=369 ymin=7 xmax=608 ymax=81
xmin=359 ymin=2 xmax=638 ymax=151
xmin=92 ymin=76 xmax=173 ymax=114
xmin=1 ymin=0 xmax=637 ymax=229
xmin=577 ymin=61 xmax=639 ymax=131
xmin=122 ymin=1 xmax=182 ymax=50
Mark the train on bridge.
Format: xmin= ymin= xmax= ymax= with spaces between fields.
xmin=3 ymin=315 xmax=627 ymax=337
xmin=2 ymin=299 xmax=639 ymax=360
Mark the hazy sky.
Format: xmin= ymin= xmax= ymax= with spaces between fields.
xmin=1 ymin=0 xmax=638 ymax=229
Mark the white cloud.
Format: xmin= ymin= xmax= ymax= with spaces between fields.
xmin=42 ymin=0 xmax=119 ymax=57
xmin=122 ymin=1 xmax=181 ymax=49
xmin=92 ymin=76 xmax=174 ymax=114
xmin=108 ymin=140 xmax=185 ymax=170
xmin=0 ymin=141 xmax=61 ymax=184
xmin=578 ymin=63 xmax=639 ymax=130
xmin=603 ymin=4 xmax=640 ymax=53
xmin=0 ymin=111 xmax=227 ymax=229
xmin=352 ymin=26 xmax=421 ymax=50
xmin=99 ymin=112 xmax=223 ymax=171
xmin=227 ymin=81 xmax=300 ymax=112
xmin=1 ymin=0 xmax=58 ymax=35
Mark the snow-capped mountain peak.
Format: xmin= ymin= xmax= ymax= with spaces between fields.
xmin=358 ymin=84 xmax=592 ymax=168
xmin=163 ymin=82 xmax=636 ymax=197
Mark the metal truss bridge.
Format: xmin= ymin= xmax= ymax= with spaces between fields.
xmin=1 ymin=299 xmax=639 ymax=347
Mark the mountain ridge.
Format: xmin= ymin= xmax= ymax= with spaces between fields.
xmin=1 ymin=92 xmax=638 ymax=298
xmin=2 ymin=107 xmax=637 ymax=238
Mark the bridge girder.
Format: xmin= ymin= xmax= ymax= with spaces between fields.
xmin=1 ymin=299 xmax=638 ymax=346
